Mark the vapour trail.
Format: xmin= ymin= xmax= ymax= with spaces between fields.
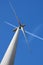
xmin=29 ymin=24 xmax=42 ymax=42
xmin=4 ymin=21 xmax=17 ymax=28
xmin=8 ymin=1 xmax=43 ymax=41
xmin=25 ymin=31 xmax=43 ymax=41
xmin=4 ymin=22 xmax=43 ymax=41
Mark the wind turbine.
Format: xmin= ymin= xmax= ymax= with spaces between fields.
xmin=5 ymin=1 xmax=43 ymax=41
xmin=1 ymin=1 xmax=43 ymax=65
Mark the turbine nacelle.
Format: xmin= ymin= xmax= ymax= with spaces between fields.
xmin=13 ymin=24 xmax=26 ymax=32
xmin=19 ymin=24 xmax=26 ymax=29
xmin=4 ymin=1 xmax=43 ymax=52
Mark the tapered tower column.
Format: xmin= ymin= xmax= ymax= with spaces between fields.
xmin=1 ymin=28 xmax=19 ymax=65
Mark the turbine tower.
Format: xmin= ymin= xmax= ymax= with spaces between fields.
xmin=1 ymin=28 xmax=19 ymax=65
xmin=0 ymin=1 xmax=43 ymax=65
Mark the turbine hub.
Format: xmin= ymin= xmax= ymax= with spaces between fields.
xmin=19 ymin=26 xmax=21 ymax=29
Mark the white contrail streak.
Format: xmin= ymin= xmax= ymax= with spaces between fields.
xmin=4 ymin=21 xmax=43 ymax=41
xmin=25 ymin=31 xmax=43 ymax=41
xmin=4 ymin=21 xmax=17 ymax=28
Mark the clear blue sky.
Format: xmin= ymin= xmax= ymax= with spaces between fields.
xmin=0 ymin=0 xmax=43 ymax=65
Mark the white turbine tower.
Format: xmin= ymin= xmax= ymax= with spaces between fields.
xmin=1 ymin=27 xmax=19 ymax=65
xmin=0 ymin=1 xmax=43 ymax=65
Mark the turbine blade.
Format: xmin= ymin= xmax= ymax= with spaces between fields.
xmin=25 ymin=31 xmax=43 ymax=41
xmin=4 ymin=21 xmax=17 ymax=28
xmin=9 ymin=1 xmax=21 ymax=25
xmin=21 ymin=27 xmax=30 ymax=48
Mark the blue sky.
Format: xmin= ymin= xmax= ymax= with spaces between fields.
xmin=0 ymin=0 xmax=43 ymax=65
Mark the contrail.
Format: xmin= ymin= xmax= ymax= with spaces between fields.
xmin=4 ymin=21 xmax=17 ymax=28
xmin=25 ymin=31 xmax=43 ymax=41
xmin=4 ymin=22 xmax=43 ymax=41
xmin=29 ymin=24 xmax=42 ymax=42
